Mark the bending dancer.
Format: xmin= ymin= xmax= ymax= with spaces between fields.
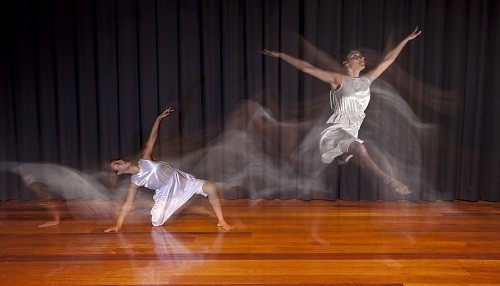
xmin=261 ymin=27 xmax=422 ymax=195
xmin=0 ymin=161 xmax=113 ymax=227
xmin=105 ymin=107 xmax=234 ymax=232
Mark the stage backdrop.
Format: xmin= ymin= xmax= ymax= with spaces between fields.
xmin=1 ymin=0 xmax=499 ymax=201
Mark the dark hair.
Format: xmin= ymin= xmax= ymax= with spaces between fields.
xmin=102 ymin=161 xmax=115 ymax=173
xmin=102 ymin=158 xmax=127 ymax=174
xmin=340 ymin=46 xmax=360 ymax=62
xmin=97 ymin=166 xmax=119 ymax=189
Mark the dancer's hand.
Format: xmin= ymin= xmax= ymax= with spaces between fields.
xmin=157 ymin=106 xmax=174 ymax=120
xmin=260 ymin=49 xmax=280 ymax=58
xmin=406 ymin=26 xmax=422 ymax=41
xmin=104 ymin=225 xmax=122 ymax=232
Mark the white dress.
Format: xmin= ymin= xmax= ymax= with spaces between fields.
xmin=131 ymin=159 xmax=207 ymax=226
xmin=320 ymin=76 xmax=371 ymax=164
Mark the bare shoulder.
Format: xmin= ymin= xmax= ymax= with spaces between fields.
xmin=363 ymin=70 xmax=377 ymax=82
xmin=128 ymin=182 xmax=139 ymax=189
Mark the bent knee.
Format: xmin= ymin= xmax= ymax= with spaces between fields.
xmin=348 ymin=141 xmax=367 ymax=155
xmin=202 ymin=182 xmax=217 ymax=195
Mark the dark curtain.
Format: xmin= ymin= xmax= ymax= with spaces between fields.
xmin=1 ymin=0 xmax=498 ymax=201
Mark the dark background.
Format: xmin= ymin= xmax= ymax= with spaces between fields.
xmin=1 ymin=0 xmax=499 ymax=201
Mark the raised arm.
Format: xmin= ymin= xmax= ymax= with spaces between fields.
xmin=365 ymin=26 xmax=422 ymax=81
xmin=261 ymin=49 xmax=343 ymax=89
xmin=140 ymin=107 xmax=174 ymax=160
xmin=104 ymin=182 xmax=139 ymax=232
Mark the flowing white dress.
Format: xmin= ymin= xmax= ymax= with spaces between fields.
xmin=0 ymin=161 xmax=112 ymax=219
xmin=131 ymin=159 xmax=207 ymax=226
xmin=320 ymin=76 xmax=371 ymax=164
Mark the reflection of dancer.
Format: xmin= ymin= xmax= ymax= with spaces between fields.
xmin=105 ymin=107 xmax=234 ymax=232
xmin=261 ymin=27 xmax=422 ymax=195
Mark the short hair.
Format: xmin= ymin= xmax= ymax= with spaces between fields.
xmin=98 ymin=163 xmax=119 ymax=189
xmin=340 ymin=46 xmax=360 ymax=62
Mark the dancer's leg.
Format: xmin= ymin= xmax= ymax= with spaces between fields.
xmin=348 ymin=142 xmax=411 ymax=195
xmin=28 ymin=182 xmax=61 ymax=227
xmin=202 ymin=182 xmax=234 ymax=230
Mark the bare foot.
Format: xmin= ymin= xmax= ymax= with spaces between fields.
xmin=39 ymin=220 xmax=60 ymax=228
xmin=217 ymin=221 xmax=235 ymax=230
xmin=387 ymin=179 xmax=411 ymax=195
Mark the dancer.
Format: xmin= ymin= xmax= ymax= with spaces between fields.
xmin=105 ymin=107 xmax=234 ymax=232
xmin=261 ymin=27 xmax=422 ymax=195
xmin=0 ymin=161 xmax=113 ymax=227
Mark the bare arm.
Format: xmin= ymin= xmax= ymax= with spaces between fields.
xmin=104 ymin=183 xmax=139 ymax=232
xmin=261 ymin=49 xmax=343 ymax=89
xmin=140 ymin=107 xmax=174 ymax=160
xmin=365 ymin=26 xmax=422 ymax=81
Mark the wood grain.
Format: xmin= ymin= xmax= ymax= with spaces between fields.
xmin=0 ymin=198 xmax=498 ymax=285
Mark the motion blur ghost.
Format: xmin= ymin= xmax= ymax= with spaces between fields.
xmin=1 ymin=161 xmax=116 ymax=227
xmin=159 ymin=30 xmax=456 ymax=201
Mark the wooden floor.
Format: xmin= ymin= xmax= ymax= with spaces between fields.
xmin=0 ymin=198 xmax=498 ymax=285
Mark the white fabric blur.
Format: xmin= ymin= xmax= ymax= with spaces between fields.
xmin=1 ymin=161 xmax=113 ymax=220
xmin=131 ymin=159 xmax=206 ymax=226
xmin=320 ymin=76 xmax=371 ymax=164
xmin=12 ymin=162 xmax=108 ymax=200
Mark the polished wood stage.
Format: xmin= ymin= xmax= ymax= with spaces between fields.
xmin=0 ymin=198 xmax=498 ymax=285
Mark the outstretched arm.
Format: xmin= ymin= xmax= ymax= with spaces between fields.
xmin=365 ymin=26 xmax=422 ymax=81
xmin=140 ymin=107 xmax=174 ymax=160
xmin=104 ymin=183 xmax=139 ymax=232
xmin=261 ymin=49 xmax=343 ymax=89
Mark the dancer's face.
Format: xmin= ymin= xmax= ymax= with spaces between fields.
xmin=110 ymin=159 xmax=130 ymax=175
xmin=344 ymin=50 xmax=365 ymax=70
